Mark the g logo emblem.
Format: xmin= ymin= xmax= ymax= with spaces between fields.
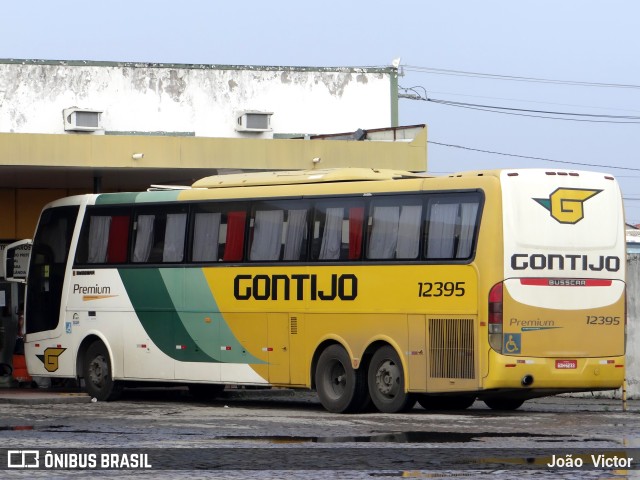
xmin=534 ymin=188 xmax=601 ymax=224
xmin=36 ymin=347 xmax=67 ymax=372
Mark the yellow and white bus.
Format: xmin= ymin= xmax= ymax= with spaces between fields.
xmin=3 ymin=168 xmax=626 ymax=413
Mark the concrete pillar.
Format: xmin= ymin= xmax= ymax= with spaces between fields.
xmin=625 ymin=254 xmax=640 ymax=398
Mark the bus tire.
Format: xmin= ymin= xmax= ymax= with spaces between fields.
xmin=368 ymin=346 xmax=415 ymax=413
xmin=417 ymin=395 xmax=476 ymax=411
xmin=483 ymin=398 xmax=525 ymax=411
xmin=315 ymin=344 xmax=368 ymax=413
xmin=83 ymin=341 xmax=122 ymax=401
xmin=188 ymin=383 xmax=225 ymax=401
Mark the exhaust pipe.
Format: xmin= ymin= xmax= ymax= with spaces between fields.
xmin=521 ymin=375 xmax=534 ymax=387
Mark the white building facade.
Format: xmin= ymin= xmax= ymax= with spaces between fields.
xmin=0 ymin=60 xmax=398 ymax=138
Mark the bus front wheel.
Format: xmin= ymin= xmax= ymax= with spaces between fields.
xmin=83 ymin=341 xmax=122 ymax=401
xmin=483 ymin=398 xmax=525 ymax=411
xmin=368 ymin=346 xmax=415 ymax=413
xmin=315 ymin=345 xmax=369 ymax=413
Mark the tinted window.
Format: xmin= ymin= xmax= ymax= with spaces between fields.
xmin=311 ymin=200 xmax=365 ymax=261
xmin=132 ymin=205 xmax=188 ymax=263
xmin=190 ymin=203 xmax=248 ymax=263
xmin=424 ymin=193 xmax=481 ymax=260
xmin=75 ymin=208 xmax=131 ymax=264
xmin=367 ymin=196 xmax=423 ymax=260
xmin=248 ymin=201 xmax=309 ymax=262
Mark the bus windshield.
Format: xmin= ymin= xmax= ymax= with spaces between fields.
xmin=26 ymin=206 xmax=78 ymax=335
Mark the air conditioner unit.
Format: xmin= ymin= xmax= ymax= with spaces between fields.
xmin=235 ymin=111 xmax=273 ymax=133
xmin=63 ymin=108 xmax=103 ymax=132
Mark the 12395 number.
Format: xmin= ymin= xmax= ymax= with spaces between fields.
xmin=586 ymin=316 xmax=620 ymax=325
xmin=418 ymin=281 xmax=465 ymax=297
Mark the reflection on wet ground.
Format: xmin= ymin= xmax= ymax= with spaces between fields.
xmin=217 ymin=431 xmax=578 ymax=444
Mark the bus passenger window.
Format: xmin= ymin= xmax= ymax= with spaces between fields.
xmin=87 ymin=216 xmax=111 ymax=263
xmin=107 ymin=216 xmax=130 ymax=263
xmin=132 ymin=215 xmax=155 ymax=262
xmin=397 ymin=205 xmax=422 ymax=258
xmin=247 ymin=204 xmax=309 ymax=262
xmin=319 ymin=207 xmax=343 ymax=260
xmin=163 ymin=213 xmax=187 ymax=262
xmin=456 ymin=203 xmax=479 ymax=258
xmin=81 ymin=213 xmax=130 ymax=264
xmin=348 ymin=207 xmax=364 ymax=259
xmin=222 ymin=211 xmax=246 ymax=262
xmin=367 ymin=204 xmax=421 ymax=260
xmin=282 ymin=209 xmax=308 ymax=261
xmin=192 ymin=212 xmax=222 ymax=262
xmin=250 ymin=210 xmax=284 ymax=261
xmin=368 ymin=206 xmax=399 ymax=259
xmin=425 ymin=196 xmax=480 ymax=260
xmin=311 ymin=202 xmax=364 ymax=261
xmin=132 ymin=209 xmax=187 ymax=263
xmin=190 ymin=206 xmax=248 ymax=263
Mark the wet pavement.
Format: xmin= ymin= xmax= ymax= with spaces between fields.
xmin=0 ymin=388 xmax=638 ymax=478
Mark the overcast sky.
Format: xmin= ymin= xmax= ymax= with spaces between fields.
xmin=3 ymin=1 xmax=640 ymax=223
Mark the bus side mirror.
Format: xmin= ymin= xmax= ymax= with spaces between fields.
xmin=2 ymin=239 xmax=32 ymax=284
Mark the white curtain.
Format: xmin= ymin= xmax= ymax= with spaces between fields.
xmin=456 ymin=203 xmax=478 ymax=258
xmin=283 ymin=209 xmax=307 ymax=260
xmin=87 ymin=216 xmax=111 ymax=263
xmin=319 ymin=208 xmax=344 ymax=260
xmin=368 ymin=206 xmax=399 ymax=259
xmin=163 ymin=213 xmax=187 ymax=262
xmin=250 ymin=210 xmax=284 ymax=260
xmin=426 ymin=204 xmax=458 ymax=259
xmin=133 ymin=215 xmax=155 ymax=263
xmin=193 ymin=212 xmax=221 ymax=262
xmin=396 ymin=205 xmax=422 ymax=259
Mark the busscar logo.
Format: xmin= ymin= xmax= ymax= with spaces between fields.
xmin=534 ymin=188 xmax=601 ymax=224
xmin=36 ymin=347 xmax=67 ymax=372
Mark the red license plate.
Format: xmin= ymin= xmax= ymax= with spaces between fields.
xmin=555 ymin=360 xmax=577 ymax=369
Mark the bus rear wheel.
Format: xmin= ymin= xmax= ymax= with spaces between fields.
xmin=315 ymin=345 xmax=369 ymax=413
xmin=368 ymin=346 xmax=415 ymax=413
xmin=483 ymin=398 xmax=525 ymax=411
xmin=83 ymin=341 xmax=122 ymax=401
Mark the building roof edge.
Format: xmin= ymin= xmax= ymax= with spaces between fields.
xmin=0 ymin=58 xmax=393 ymax=74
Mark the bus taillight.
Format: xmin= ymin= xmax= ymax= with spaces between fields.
xmin=488 ymin=282 xmax=503 ymax=353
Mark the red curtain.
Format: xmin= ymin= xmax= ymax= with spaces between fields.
xmin=348 ymin=207 xmax=364 ymax=260
xmin=223 ymin=211 xmax=247 ymax=261
xmin=107 ymin=215 xmax=130 ymax=263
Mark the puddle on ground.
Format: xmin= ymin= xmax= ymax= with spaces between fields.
xmin=218 ymin=431 xmax=574 ymax=444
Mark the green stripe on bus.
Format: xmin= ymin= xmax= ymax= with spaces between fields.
xmin=96 ymin=190 xmax=181 ymax=205
xmin=159 ymin=268 xmax=263 ymax=364
xmin=118 ymin=268 xmax=262 ymax=364
xmin=118 ymin=268 xmax=216 ymax=363
xmin=96 ymin=192 xmax=140 ymax=205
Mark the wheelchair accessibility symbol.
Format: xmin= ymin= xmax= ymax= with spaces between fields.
xmin=503 ymin=334 xmax=521 ymax=354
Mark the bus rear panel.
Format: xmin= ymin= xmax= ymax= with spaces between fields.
xmin=483 ymin=170 xmax=625 ymax=398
